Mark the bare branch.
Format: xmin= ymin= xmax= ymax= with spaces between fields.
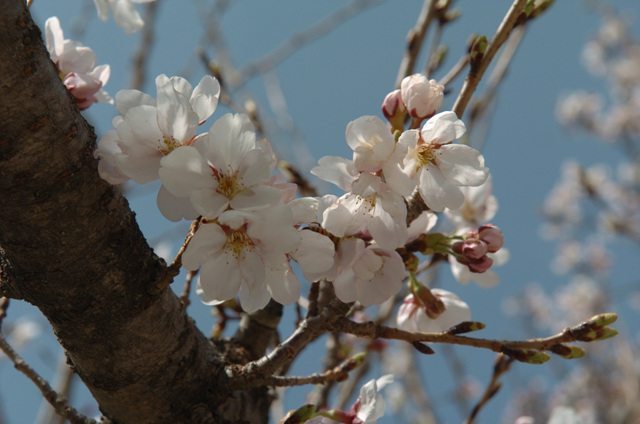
xmin=394 ymin=0 xmax=438 ymax=88
xmin=262 ymin=354 xmax=364 ymax=387
xmin=0 ymin=333 xmax=96 ymax=424
xmin=231 ymin=0 xmax=388 ymax=89
xmin=149 ymin=218 xmax=201 ymax=295
xmin=130 ymin=1 xmax=160 ymax=90
xmin=465 ymin=354 xmax=514 ymax=424
xmin=452 ymin=0 xmax=529 ymax=118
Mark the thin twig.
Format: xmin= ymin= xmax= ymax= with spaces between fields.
xmin=452 ymin=0 xmax=529 ymax=118
xmin=394 ymin=0 xmax=438 ymax=88
xmin=262 ymin=354 xmax=364 ymax=387
xmin=465 ymin=354 xmax=514 ymax=424
xmin=333 ymin=315 xmax=609 ymax=356
xmin=0 ymin=297 xmax=8 ymax=326
xmin=148 ymin=218 xmax=201 ymax=295
xmin=439 ymin=54 xmax=470 ymax=88
xmin=34 ymin=351 xmax=77 ymax=424
xmin=130 ymin=1 xmax=160 ymax=90
xmin=179 ymin=270 xmax=198 ymax=309
xmin=231 ymin=0 xmax=388 ymax=89
xmin=0 ymin=333 xmax=96 ymax=424
xmin=225 ymin=298 xmax=351 ymax=390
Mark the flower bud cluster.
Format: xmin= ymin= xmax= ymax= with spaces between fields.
xmin=452 ymin=224 xmax=504 ymax=273
xmin=382 ymin=74 xmax=444 ymax=131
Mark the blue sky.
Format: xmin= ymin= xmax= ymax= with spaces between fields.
xmin=2 ymin=1 xmax=639 ymax=423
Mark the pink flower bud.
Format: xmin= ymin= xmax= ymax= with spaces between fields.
xmin=382 ymin=89 xmax=406 ymax=131
xmin=478 ymin=224 xmax=504 ymax=253
xmin=400 ymin=74 xmax=444 ymax=120
xmin=467 ymin=255 xmax=493 ymax=273
xmin=461 ymin=238 xmax=488 ymax=260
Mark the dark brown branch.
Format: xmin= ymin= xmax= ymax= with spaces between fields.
xmin=227 ymin=298 xmax=351 ymax=390
xmin=0 ymin=3 xmax=270 ymax=423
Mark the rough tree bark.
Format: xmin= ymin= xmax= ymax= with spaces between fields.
xmin=0 ymin=1 xmax=273 ymax=423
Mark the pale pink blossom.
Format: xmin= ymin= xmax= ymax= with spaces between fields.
xmin=321 ymin=173 xmax=408 ymax=250
xmin=331 ymin=239 xmax=405 ymax=306
xmin=159 ymin=113 xmax=280 ymax=220
xmin=45 ymin=17 xmax=112 ymax=110
xmin=394 ymin=112 xmax=489 ymax=212
xmin=444 ymin=175 xmax=498 ymax=228
xmin=354 ymin=375 xmax=393 ymax=423
xmin=346 ymin=116 xmax=397 ymax=173
xmin=93 ymin=0 xmax=156 ymax=34
xmin=183 ymin=206 xmax=301 ymax=313
xmin=96 ymin=74 xmax=219 ymax=185
xmin=397 ymin=289 xmax=471 ymax=333
xmin=400 ymin=74 xmax=444 ymax=120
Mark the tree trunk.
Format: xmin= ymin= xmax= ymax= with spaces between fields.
xmin=0 ymin=1 xmax=270 ymax=422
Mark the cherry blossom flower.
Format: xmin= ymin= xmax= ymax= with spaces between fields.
xmin=351 ymin=375 xmax=393 ymax=424
xmin=182 ymin=206 xmax=301 ymax=313
xmin=393 ymin=111 xmax=489 ymax=212
xmin=159 ymin=113 xmax=281 ymax=220
xmin=331 ymin=238 xmax=405 ymax=306
xmin=44 ymin=17 xmax=112 ymax=110
xmin=93 ymin=0 xmax=156 ymax=34
xmin=400 ymin=74 xmax=444 ymax=120
xmin=444 ymin=175 xmax=498 ymax=228
xmin=346 ymin=116 xmax=397 ymax=173
xmin=397 ymin=289 xmax=471 ymax=333
xmin=95 ymin=74 xmax=220 ymax=220
xmin=320 ymin=173 xmax=408 ymax=250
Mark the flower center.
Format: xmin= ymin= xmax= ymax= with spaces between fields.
xmin=159 ymin=136 xmax=181 ymax=156
xmin=212 ymin=168 xmax=242 ymax=198
xmin=416 ymin=144 xmax=436 ymax=166
xmin=224 ymin=228 xmax=253 ymax=259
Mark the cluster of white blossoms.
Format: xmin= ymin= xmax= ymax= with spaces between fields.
xmin=45 ymin=17 xmax=112 ymax=110
xmin=93 ymin=71 xmax=506 ymax=330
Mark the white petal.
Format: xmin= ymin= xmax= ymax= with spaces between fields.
xmin=159 ymin=146 xmax=215 ymax=194
xmin=115 ymin=89 xmax=156 ymax=117
xmin=191 ymin=75 xmax=221 ymax=123
xmin=421 ymin=111 xmax=466 ymax=145
xmin=95 ymin=130 xmax=129 ymax=184
xmin=190 ymin=189 xmax=229 ymax=219
xmin=438 ymin=144 xmax=489 ymax=186
xmin=311 ymin=156 xmax=358 ymax=192
xmin=266 ymin=266 xmax=300 ymax=306
xmin=206 ymin=114 xmax=256 ymax=172
xmin=292 ymin=231 xmax=335 ymax=281
xmin=238 ymin=279 xmax=270 ymax=313
xmin=181 ymin=223 xmax=227 ymax=270
xmin=229 ymin=185 xmax=282 ymax=211
xmin=156 ymin=78 xmax=199 ymax=143
xmin=418 ymin=166 xmax=464 ymax=212
xmin=199 ymin=252 xmax=242 ymax=302
xmin=111 ymin=0 xmax=144 ymax=34
xmin=44 ymin=17 xmax=64 ymax=59
xmin=156 ymin=185 xmax=198 ymax=222
xmin=93 ymin=0 xmax=110 ymax=22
